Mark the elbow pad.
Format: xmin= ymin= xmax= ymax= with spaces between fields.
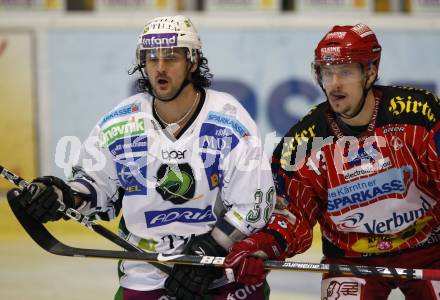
xmin=211 ymin=217 xmax=247 ymax=251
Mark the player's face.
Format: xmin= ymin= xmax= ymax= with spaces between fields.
xmin=144 ymin=47 xmax=195 ymax=99
xmin=320 ymin=63 xmax=366 ymax=116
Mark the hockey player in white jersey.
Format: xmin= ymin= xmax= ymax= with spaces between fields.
xmin=7 ymin=15 xmax=275 ymax=300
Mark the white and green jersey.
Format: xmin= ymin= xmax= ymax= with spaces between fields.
xmin=69 ymin=89 xmax=274 ymax=291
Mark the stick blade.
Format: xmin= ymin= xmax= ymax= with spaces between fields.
xmin=8 ymin=196 xmax=77 ymax=256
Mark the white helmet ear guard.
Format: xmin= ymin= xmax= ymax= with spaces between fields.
xmin=136 ymin=15 xmax=202 ymax=65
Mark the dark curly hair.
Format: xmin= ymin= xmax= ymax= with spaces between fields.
xmin=130 ymin=50 xmax=213 ymax=94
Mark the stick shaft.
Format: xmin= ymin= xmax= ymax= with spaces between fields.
xmin=3 ymin=165 xmax=439 ymax=281
xmin=9 ymin=200 xmax=438 ymax=282
xmin=1 ymin=166 xmax=232 ymax=287
xmin=0 ymin=165 xmax=171 ymax=274
xmin=0 ymin=165 xmax=28 ymax=189
xmin=268 ymin=261 xmax=426 ymax=280
xmin=0 ymin=165 xmax=133 ymax=246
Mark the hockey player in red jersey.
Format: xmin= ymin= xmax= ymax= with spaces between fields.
xmin=224 ymin=23 xmax=440 ymax=299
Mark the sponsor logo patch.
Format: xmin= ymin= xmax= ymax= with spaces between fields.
xmin=100 ymin=102 xmax=141 ymax=127
xmin=142 ymin=33 xmax=178 ymax=48
xmin=155 ymin=163 xmax=197 ymax=205
xmin=335 ymin=196 xmax=433 ymax=234
xmin=145 ymin=206 xmax=216 ymax=227
xmin=388 ymin=95 xmax=436 ymax=123
xmin=161 ymin=149 xmax=187 ymax=160
xmin=100 ymin=118 xmax=145 ymax=146
xmin=345 ymin=143 xmax=378 ymax=167
xmin=199 ymin=123 xmax=240 ymax=190
xmin=116 ymin=159 xmax=147 ymax=195
xmin=343 ymin=157 xmax=391 ymax=181
xmin=108 ymin=135 xmax=147 ymax=157
xmin=321 ymin=46 xmax=341 ymax=61
xmin=325 ymin=32 xmax=347 ymax=40
xmin=351 ymin=23 xmax=373 ymax=38
xmin=322 ymin=277 xmax=364 ymax=300
xmin=351 ymin=216 xmax=433 ymax=253
xmin=327 ymin=166 xmax=413 ymax=212
xmin=206 ymin=112 xmax=250 ymax=138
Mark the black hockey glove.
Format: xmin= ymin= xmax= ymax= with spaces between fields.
xmin=165 ymin=233 xmax=227 ymax=300
xmin=7 ymin=176 xmax=75 ymax=223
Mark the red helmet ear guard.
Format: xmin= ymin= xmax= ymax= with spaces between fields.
xmin=314 ymin=23 xmax=382 ymax=71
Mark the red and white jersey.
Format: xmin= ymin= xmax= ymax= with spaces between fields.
xmin=270 ymin=85 xmax=440 ymax=258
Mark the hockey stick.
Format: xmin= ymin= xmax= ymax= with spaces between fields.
xmin=3 ymin=167 xmax=440 ymax=281
xmin=1 ymin=165 xmax=229 ymax=288
xmin=0 ymin=165 xmax=171 ymax=274
xmin=7 ymin=197 xmax=440 ymax=281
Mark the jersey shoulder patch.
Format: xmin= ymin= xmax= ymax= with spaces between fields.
xmin=382 ymin=85 xmax=440 ymax=127
xmin=204 ymin=111 xmax=250 ymax=139
xmin=99 ymin=93 xmax=150 ymax=128
xmin=274 ymin=101 xmax=328 ymax=171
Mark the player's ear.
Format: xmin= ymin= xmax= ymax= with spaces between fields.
xmin=189 ymin=62 xmax=197 ymax=73
xmin=190 ymin=50 xmax=200 ymax=73
xmin=366 ymin=64 xmax=377 ymax=86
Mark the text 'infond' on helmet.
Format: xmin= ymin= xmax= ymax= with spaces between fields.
xmin=312 ymin=23 xmax=382 ymax=85
xmin=136 ymin=15 xmax=202 ymax=66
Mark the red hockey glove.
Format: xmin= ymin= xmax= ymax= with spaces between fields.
xmin=224 ymin=232 xmax=283 ymax=285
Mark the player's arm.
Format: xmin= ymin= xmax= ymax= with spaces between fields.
xmin=224 ymin=133 xmax=321 ymax=285
xmin=266 ymin=159 xmax=317 ymax=257
xmin=213 ymin=134 xmax=282 ymax=286
xmin=165 ymin=128 xmax=275 ymax=299
xmin=418 ymin=91 xmax=440 ymax=184
xmin=7 ymin=124 xmax=122 ymax=223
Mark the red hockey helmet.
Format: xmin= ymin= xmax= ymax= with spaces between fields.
xmin=312 ymin=23 xmax=382 ymax=82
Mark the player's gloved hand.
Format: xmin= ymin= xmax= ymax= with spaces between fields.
xmin=165 ymin=233 xmax=227 ymax=300
xmin=224 ymin=231 xmax=284 ymax=285
xmin=7 ymin=176 xmax=75 ymax=223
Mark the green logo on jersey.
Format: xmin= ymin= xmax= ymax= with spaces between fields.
xmin=138 ymin=238 xmax=157 ymax=252
xmin=99 ymin=118 xmax=145 ymax=146
xmin=156 ymin=163 xmax=196 ymax=205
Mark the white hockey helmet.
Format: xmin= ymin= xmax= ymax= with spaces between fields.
xmin=136 ymin=15 xmax=202 ymax=65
